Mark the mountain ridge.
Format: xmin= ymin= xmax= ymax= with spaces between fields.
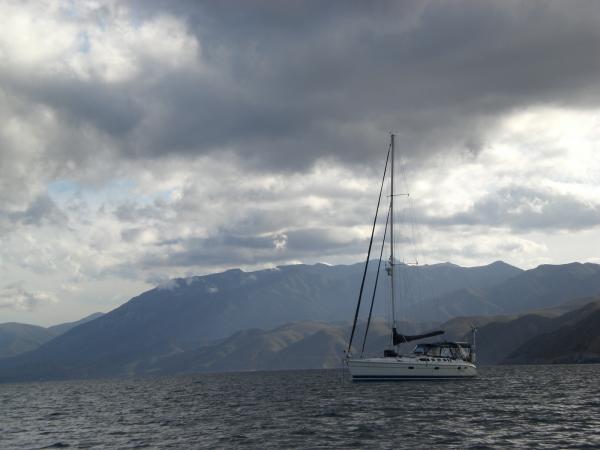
xmin=2 ymin=261 xmax=600 ymax=382
xmin=408 ymin=262 xmax=600 ymax=321
xmin=0 ymin=260 xmax=520 ymax=381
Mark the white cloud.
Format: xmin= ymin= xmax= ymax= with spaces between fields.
xmin=0 ymin=0 xmax=200 ymax=82
xmin=157 ymin=279 xmax=179 ymax=291
xmin=0 ymin=282 xmax=57 ymax=311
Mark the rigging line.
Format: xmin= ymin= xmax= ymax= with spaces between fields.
xmin=395 ymin=152 xmax=424 ymax=318
xmin=346 ymin=140 xmax=392 ymax=355
xmin=399 ymin=156 xmax=431 ymax=309
xmin=360 ymin=204 xmax=391 ymax=357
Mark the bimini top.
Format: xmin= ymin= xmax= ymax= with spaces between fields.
xmin=413 ymin=341 xmax=474 ymax=359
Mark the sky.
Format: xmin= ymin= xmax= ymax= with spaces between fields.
xmin=1 ymin=0 xmax=600 ymax=326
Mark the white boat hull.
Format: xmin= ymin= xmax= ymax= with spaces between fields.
xmin=347 ymin=356 xmax=477 ymax=381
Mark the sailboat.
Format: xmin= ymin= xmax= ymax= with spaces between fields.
xmin=345 ymin=134 xmax=477 ymax=381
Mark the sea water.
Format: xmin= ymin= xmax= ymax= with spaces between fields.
xmin=1 ymin=365 xmax=599 ymax=449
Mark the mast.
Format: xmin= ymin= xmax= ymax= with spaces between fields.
xmin=390 ymin=134 xmax=397 ymax=339
xmin=346 ymin=143 xmax=391 ymax=356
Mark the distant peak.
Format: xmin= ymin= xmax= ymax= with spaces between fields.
xmin=425 ymin=262 xmax=459 ymax=268
xmin=535 ymin=262 xmax=584 ymax=270
xmin=487 ymin=260 xmax=522 ymax=270
xmin=275 ymin=263 xmax=307 ymax=270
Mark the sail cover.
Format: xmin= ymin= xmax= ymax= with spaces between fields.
xmin=392 ymin=328 xmax=445 ymax=345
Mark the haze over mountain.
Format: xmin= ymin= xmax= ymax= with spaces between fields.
xmin=503 ymin=301 xmax=600 ymax=364
xmin=441 ymin=297 xmax=600 ymax=365
xmin=140 ymin=320 xmax=432 ymax=376
xmin=143 ymin=297 xmax=600 ymax=374
xmin=0 ymin=323 xmax=54 ymax=359
xmin=0 ymin=313 xmax=104 ymax=359
xmin=409 ymin=263 xmax=600 ymax=321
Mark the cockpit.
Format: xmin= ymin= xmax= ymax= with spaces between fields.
xmin=412 ymin=342 xmax=474 ymax=362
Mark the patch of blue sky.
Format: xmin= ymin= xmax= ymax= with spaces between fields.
xmin=141 ymin=189 xmax=177 ymax=205
xmin=48 ymin=178 xmax=133 ymax=206
xmin=47 ymin=179 xmax=174 ymax=209
xmin=58 ymin=0 xmax=77 ymax=18
xmin=98 ymin=179 xmax=137 ymax=202
xmin=131 ymin=190 xmax=176 ymax=212
xmin=77 ymin=31 xmax=91 ymax=54
xmin=47 ymin=179 xmax=81 ymax=199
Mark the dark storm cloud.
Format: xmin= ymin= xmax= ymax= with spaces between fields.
xmin=135 ymin=234 xmax=279 ymax=268
xmin=14 ymin=194 xmax=67 ymax=227
xmin=121 ymin=0 xmax=600 ymax=167
xmin=14 ymin=77 xmax=143 ymax=136
xmin=0 ymin=194 xmax=67 ymax=235
xmin=6 ymin=0 xmax=600 ymax=172
xmin=420 ymin=187 xmax=600 ymax=231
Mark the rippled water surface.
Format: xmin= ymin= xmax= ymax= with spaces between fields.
xmin=1 ymin=365 xmax=600 ymax=449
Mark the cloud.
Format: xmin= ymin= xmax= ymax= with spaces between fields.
xmin=105 ymin=160 xmax=378 ymax=274
xmin=0 ymin=194 xmax=67 ymax=237
xmin=11 ymin=194 xmax=67 ymax=227
xmin=156 ymin=279 xmax=180 ymax=291
xmin=2 ymin=0 xmax=600 ymax=211
xmin=1 ymin=1 xmax=600 ymax=324
xmin=3 ymin=0 xmax=600 ymax=188
xmin=136 ymin=227 xmax=366 ymax=270
xmin=116 ymin=0 xmax=600 ymax=169
xmin=418 ymin=233 xmax=549 ymax=269
xmin=419 ymin=186 xmax=600 ymax=232
xmin=0 ymin=282 xmax=57 ymax=311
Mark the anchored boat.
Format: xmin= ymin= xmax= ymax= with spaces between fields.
xmin=345 ymin=134 xmax=477 ymax=381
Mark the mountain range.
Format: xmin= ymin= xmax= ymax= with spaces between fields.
xmin=407 ymin=262 xmax=600 ymax=321
xmin=141 ymin=295 xmax=600 ymax=375
xmin=440 ymin=296 xmax=600 ymax=364
xmin=1 ymin=261 xmax=600 ymax=382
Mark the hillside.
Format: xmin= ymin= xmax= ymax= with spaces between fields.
xmin=504 ymin=305 xmax=600 ymax=364
xmin=465 ymin=298 xmax=600 ymax=364
xmin=409 ymin=263 xmax=600 ymax=321
xmin=47 ymin=312 xmax=105 ymax=336
xmin=140 ymin=320 xmax=428 ymax=375
xmin=144 ymin=299 xmax=600 ymax=372
xmin=0 ymin=312 xmax=105 ymax=359
xmin=0 ymin=323 xmax=55 ymax=359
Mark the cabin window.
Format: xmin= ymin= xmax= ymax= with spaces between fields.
xmin=440 ymin=348 xmax=453 ymax=358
